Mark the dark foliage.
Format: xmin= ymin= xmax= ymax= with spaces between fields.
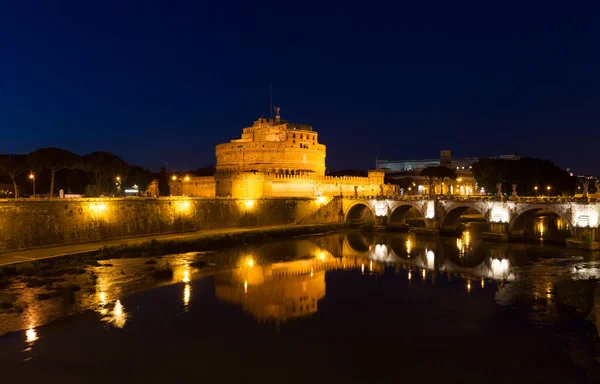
xmin=127 ymin=165 xmax=154 ymax=192
xmin=419 ymin=166 xmax=458 ymax=180
xmin=158 ymin=167 xmax=170 ymax=196
xmin=471 ymin=158 xmax=576 ymax=196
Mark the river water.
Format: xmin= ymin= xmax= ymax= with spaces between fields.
xmin=1 ymin=217 xmax=600 ymax=383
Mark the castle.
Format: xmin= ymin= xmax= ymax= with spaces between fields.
xmin=150 ymin=111 xmax=386 ymax=198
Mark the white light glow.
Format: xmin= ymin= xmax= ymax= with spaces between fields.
xmin=375 ymin=201 xmax=387 ymax=217
xmin=425 ymin=201 xmax=435 ymax=219
xmin=490 ymin=258 xmax=510 ymax=279
xmin=25 ymin=328 xmax=38 ymax=343
xmin=426 ymin=249 xmax=435 ymax=270
xmin=490 ymin=205 xmax=509 ymax=223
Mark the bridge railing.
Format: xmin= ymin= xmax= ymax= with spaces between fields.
xmin=342 ymin=194 xmax=599 ymax=204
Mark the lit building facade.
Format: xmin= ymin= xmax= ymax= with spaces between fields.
xmin=377 ymin=150 xmax=519 ymax=196
xmin=149 ymin=112 xmax=387 ymax=198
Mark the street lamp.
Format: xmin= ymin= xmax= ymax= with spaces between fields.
xmin=171 ymin=175 xmax=177 ymax=181
xmin=546 ymin=186 xmax=551 ymax=196
xmin=29 ymin=173 xmax=35 ymax=198
xmin=116 ymin=176 xmax=122 ymax=195
xmin=184 ymin=175 xmax=190 ymax=196
xmin=534 ymin=186 xmax=538 ymax=196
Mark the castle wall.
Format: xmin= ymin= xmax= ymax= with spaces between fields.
xmin=170 ymin=176 xmax=216 ymax=197
xmin=0 ymin=197 xmax=339 ymax=252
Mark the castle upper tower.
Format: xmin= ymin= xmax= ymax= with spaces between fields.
xmin=215 ymin=112 xmax=326 ymax=175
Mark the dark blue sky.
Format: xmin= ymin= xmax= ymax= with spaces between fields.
xmin=1 ymin=1 xmax=599 ymax=174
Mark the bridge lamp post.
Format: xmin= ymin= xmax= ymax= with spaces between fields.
xmin=534 ymin=186 xmax=538 ymax=196
xmin=184 ymin=175 xmax=190 ymax=196
xmin=29 ymin=173 xmax=35 ymax=198
xmin=547 ymin=186 xmax=551 ymax=197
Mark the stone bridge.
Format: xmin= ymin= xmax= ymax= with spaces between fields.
xmin=341 ymin=196 xmax=600 ymax=249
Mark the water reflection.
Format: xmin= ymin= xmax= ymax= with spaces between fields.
xmin=214 ymin=258 xmax=327 ymax=322
xmin=1 ymin=214 xmax=599 ymax=339
xmin=25 ymin=328 xmax=38 ymax=344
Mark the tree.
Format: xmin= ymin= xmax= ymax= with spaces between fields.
xmin=158 ymin=167 xmax=170 ymax=196
xmin=127 ymin=165 xmax=154 ymax=193
xmin=28 ymin=148 xmax=81 ymax=198
xmin=192 ymin=165 xmax=216 ymax=177
xmin=471 ymin=158 xmax=575 ymax=196
xmin=420 ymin=166 xmax=457 ymax=195
xmin=0 ymin=155 xmax=26 ymax=198
xmin=82 ymin=152 xmax=129 ymax=196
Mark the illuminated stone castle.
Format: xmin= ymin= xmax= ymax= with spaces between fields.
xmin=154 ymin=110 xmax=386 ymax=198
xmin=215 ymin=111 xmax=326 ymax=176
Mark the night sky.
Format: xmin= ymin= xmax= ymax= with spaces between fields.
xmin=1 ymin=1 xmax=599 ymax=174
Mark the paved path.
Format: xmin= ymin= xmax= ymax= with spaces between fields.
xmin=0 ymin=225 xmax=314 ymax=267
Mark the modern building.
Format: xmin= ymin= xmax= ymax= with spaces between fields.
xmin=376 ymin=150 xmax=519 ymax=173
xmin=376 ymin=150 xmax=519 ymax=196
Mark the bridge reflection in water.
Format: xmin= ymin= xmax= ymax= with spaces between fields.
xmin=211 ymin=227 xmax=529 ymax=322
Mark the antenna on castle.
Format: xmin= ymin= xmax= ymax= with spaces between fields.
xmin=269 ymin=84 xmax=273 ymax=118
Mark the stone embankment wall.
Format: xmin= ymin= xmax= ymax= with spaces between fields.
xmin=0 ymin=197 xmax=341 ymax=252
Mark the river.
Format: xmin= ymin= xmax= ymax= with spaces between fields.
xmin=0 ymin=216 xmax=599 ymax=383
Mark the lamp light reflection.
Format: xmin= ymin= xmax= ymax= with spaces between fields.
xmin=26 ymin=328 xmax=38 ymax=343
xmin=184 ymin=284 xmax=191 ymax=307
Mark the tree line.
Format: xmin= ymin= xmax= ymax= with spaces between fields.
xmin=0 ymin=148 xmax=154 ymax=198
xmin=383 ymin=157 xmax=579 ymax=196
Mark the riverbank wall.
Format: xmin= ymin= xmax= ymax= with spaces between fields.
xmin=0 ymin=197 xmax=342 ymax=252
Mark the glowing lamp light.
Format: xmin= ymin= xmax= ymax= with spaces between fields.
xmin=90 ymin=203 xmax=107 ymax=213
xmin=490 ymin=205 xmax=509 ymax=223
xmin=184 ymin=175 xmax=190 ymax=182
xmin=29 ymin=173 xmax=34 ymax=180
xmin=316 ymin=196 xmax=327 ymax=204
xmin=406 ymin=239 xmax=412 ymax=255
xmin=26 ymin=328 xmax=38 ymax=343
xmin=426 ymin=249 xmax=435 ymax=270
xmin=425 ymin=201 xmax=435 ymax=219
xmin=184 ymin=284 xmax=191 ymax=306
xmin=171 ymin=175 xmax=177 ymax=181
xmin=375 ymin=201 xmax=387 ymax=217
xmin=246 ymin=258 xmax=254 ymax=268
xmin=244 ymin=199 xmax=255 ymax=209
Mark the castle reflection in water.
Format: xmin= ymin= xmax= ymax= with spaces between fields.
xmin=210 ymin=229 xmax=532 ymax=323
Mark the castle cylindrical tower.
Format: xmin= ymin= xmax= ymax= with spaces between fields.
xmin=215 ymin=117 xmax=326 ymax=176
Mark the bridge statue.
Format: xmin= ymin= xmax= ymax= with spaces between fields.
xmin=354 ymin=185 xmax=358 ymax=198
xmin=496 ymin=183 xmax=502 ymax=198
xmin=583 ymin=181 xmax=589 ymax=198
xmin=512 ymin=184 xmax=518 ymax=197
xmin=379 ymin=184 xmax=384 ymax=197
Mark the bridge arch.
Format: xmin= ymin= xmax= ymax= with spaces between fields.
xmin=345 ymin=202 xmax=376 ymax=223
xmin=509 ymin=205 xmax=574 ymax=236
xmin=440 ymin=203 xmax=490 ymax=232
xmin=388 ymin=202 xmax=427 ymax=227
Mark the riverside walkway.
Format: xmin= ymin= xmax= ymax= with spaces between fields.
xmin=0 ymin=224 xmax=332 ymax=267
